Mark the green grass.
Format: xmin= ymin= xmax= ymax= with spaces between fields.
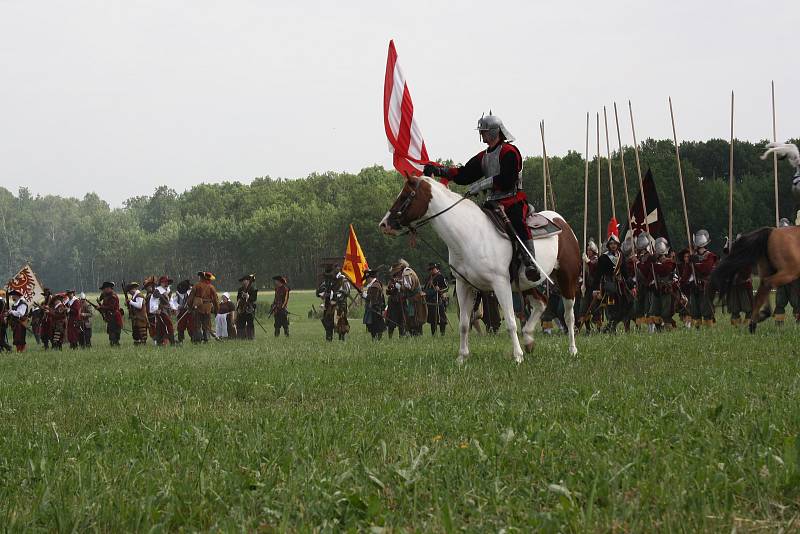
xmin=1 ymin=290 xmax=799 ymax=531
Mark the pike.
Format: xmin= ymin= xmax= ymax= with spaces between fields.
xmin=668 ymin=97 xmax=697 ymax=281
xmin=628 ymin=100 xmax=650 ymax=235
xmin=582 ymin=112 xmax=590 ymax=294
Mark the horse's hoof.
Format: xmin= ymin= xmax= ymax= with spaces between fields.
xmin=513 ymin=354 xmax=524 ymax=364
xmin=457 ymin=354 xmax=468 ymax=366
xmin=524 ymin=341 xmax=535 ymax=353
xmin=748 ymin=322 xmax=757 ymax=334
xmin=569 ymin=345 xmax=578 ymax=356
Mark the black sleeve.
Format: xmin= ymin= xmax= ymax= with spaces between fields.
xmin=250 ymin=288 xmax=258 ymax=302
xmin=592 ymin=256 xmax=612 ymax=291
xmin=492 ymin=149 xmax=521 ymax=191
xmin=449 ymin=153 xmax=485 ymax=185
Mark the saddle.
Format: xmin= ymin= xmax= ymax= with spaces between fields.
xmin=482 ymin=203 xmax=562 ymax=240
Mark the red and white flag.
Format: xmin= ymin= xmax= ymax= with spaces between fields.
xmin=7 ymin=264 xmax=45 ymax=303
xmin=383 ymin=40 xmax=430 ymax=177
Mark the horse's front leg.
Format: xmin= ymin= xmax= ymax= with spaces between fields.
xmin=521 ymin=291 xmax=546 ymax=354
xmin=493 ymin=283 xmax=525 ymax=363
xmin=456 ymin=279 xmax=476 ymax=365
xmin=562 ymin=297 xmax=578 ymax=355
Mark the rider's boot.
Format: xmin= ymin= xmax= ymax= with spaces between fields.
xmin=522 ymin=239 xmax=540 ymax=281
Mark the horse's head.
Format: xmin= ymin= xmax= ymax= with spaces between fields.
xmin=379 ymin=176 xmax=433 ymax=235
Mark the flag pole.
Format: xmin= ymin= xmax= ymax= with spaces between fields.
xmin=541 ymin=120 xmax=556 ymax=210
xmin=669 ymin=97 xmax=693 ymax=254
xmin=613 ymin=102 xmax=633 ymax=235
xmin=603 ymin=106 xmax=616 ymax=219
xmin=540 ymin=120 xmax=547 ymax=211
xmin=596 ymin=112 xmax=602 ymax=242
xmin=628 ymin=100 xmax=650 ymax=235
xmin=772 ymin=81 xmax=779 ymax=226
xmin=729 ymin=91 xmax=735 ymax=242
xmin=583 ymin=112 xmax=589 ymax=288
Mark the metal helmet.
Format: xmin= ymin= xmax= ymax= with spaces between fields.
xmin=586 ymin=238 xmax=599 ymax=254
xmin=654 ymin=237 xmax=669 ymax=256
xmin=634 ymin=232 xmax=652 ymax=252
xmin=476 ymin=112 xmax=515 ymax=142
xmin=606 ymin=233 xmax=621 ymax=246
xmin=779 ymin=217 xmax=791 ymax=227
xmin=693 ymin=229 xmax=710 ymax=248
xmin=621 ymin=236 xmax=634 ymax=256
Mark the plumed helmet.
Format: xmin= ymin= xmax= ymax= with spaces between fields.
xmin=621 ymin=236 xmax=634 ymax=256
xmin=634 ymin=232 xmax=652 ymax=251
xmin=779 ymin=217 xmax=791 ymax=227
xmin=476 ymin=112 xmax=515 ymax=142
xmin=606 ymin=233 xmax=621 ymax=245
xmin=693 ymin=229 xmax=710 ymax=248
xmin=586 ymin=239 xmax=599 ymax=254
xmin=654 ymin=237 xmax=670 ymax=256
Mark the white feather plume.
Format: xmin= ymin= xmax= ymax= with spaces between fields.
xmin=760 ymin=142 xmax=800 ymax=169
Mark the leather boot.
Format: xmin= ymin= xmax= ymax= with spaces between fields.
xmin=522 ymin=239 xmax=540 ymax=280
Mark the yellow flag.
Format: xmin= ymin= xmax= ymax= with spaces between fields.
xmin=341 ymin=224 xmax=369 ymax=289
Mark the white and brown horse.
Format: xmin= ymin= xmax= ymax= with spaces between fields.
xmin=379 ymin=176 xmax=581 ymax=363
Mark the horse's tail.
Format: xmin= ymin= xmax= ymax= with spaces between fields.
xmin=711 ymin=227 xmax=773 ymax=297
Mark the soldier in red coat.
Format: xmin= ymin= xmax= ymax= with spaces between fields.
xmin=65 ymin=289 xmax=82 ymax=349
xmin=689 ymin=229 xmax=718 ymax=326
xmin=646 ymin=238 xmax=678 ymax=331
xmin=424 ymin=113 xmax=541 ymax=280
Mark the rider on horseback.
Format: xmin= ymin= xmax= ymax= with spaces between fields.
xmin=423 ymin=112 xmax=539 ymax=281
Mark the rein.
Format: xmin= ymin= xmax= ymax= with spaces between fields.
xmin=396 ymin=194 xmax=470 ymax=236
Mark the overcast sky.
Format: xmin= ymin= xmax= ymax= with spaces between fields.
xmin=1 ymin=0 xmax=797 ymax=205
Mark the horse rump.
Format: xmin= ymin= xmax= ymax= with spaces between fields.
xmin=710 ymin=227 xmax=773 ymax=297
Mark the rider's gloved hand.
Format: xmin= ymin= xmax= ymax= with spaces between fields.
xmin=423 ymin=164 xmax=445 ymax=177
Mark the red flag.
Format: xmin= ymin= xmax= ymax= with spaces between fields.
xmin=606 ymin=217 xmax=619 ymax=241
xmin=341 ymin=224 xmax=369 ymax=289
xmin=384 ymin=40 xmax=430 ymax=176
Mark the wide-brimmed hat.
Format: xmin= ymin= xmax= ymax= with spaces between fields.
xmin=272 ymin=275 xmax=287 ymax=284
xmin=8 ymin=289 xmax=22 ymax=297
xmin=125 ymin=282 xmax=140 ymax=292
xmin=65 ymin=289 xmax=76 ymax=295
xmin=323 ymin=265 xmax=336 ymax=277
xmin=364 ymin=269 xmax=378 ymax=278
xmin=239 ymin=274 xmax=255 ymax=282
xmin=158 ymin=276 xmax=173 ymax=285
xmin=176 ymin=279 xmax=191 ymax=293
xmin=197 ymin=271 xmax=215 ymax=281
xmin=390 ymin=259 xmax=410 ymax=275
xmin=99 ymin=281 xmax=115 ymax=290
xmin=142 ymin=276 xmax=156 ymax=287
xmin=427 ymin=262 xmax=441 ymax=271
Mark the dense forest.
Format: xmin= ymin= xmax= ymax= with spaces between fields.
xmin=1 ymin=137 xmax=797 ymax=290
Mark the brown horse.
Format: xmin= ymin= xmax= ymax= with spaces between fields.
xmin=711 ymin=226 xmax=800 ymax=333
xmin=379 ymin=176 xmax=581 ymax=363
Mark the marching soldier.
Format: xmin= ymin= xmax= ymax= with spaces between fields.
xmin=0 ymin=290 xmax=10 ymax=352
xmin=49 ymin=292 xmax=68 ymax=350
xmin=633 ymin=232 xmax=655 ymax=329
xmin=361 ymin=269 xmax=386 ymax=340
xmin=592 ymin=229 xmax=631 ymax=333
xmin=577 ymin=239 xmax=600 ymax=333
xmin=65 ymin=289 xmax=82 ymax=349
xmin=620 ymin=237 xmax=638 ymax=332
xmin=676 ymin=248 xmax=694 ymax=328
xmin=174 ymin=280 xmax=192 ymax=344
xmin=79 ymin=292 xmax=93 ymax=347
xmin=646 ymin=238 xmax=678 ymax=331
xmin=236 ymin=274 xmax=258 ymax=339
xmin=125 ymin=282 xmax=149 ymax=346
xmin=6 ymin=289 xmax=29 ymax=352
xmin=317 ymin=266 xmax=351 ymax=341
xmin=774 ymin=218 xmax=800 ymax=325
xmin=97 ymin=282 xmax=123 ymax=346
xmin=385 ymin=272 xmax=406 ymax=338
xmin=36 ymin=288 xmax=54 ymax=349
xmin=142 ymin=276 xmax=157 ymax=340
xmin=424 ymin=262 xmax=449 ymax=336
xmin=271 ymin=275 xmax=290 ymax=337
xmin=390 ymin=260 xmax=427 ymax=336
xmin=689 ymin=229 xmax=718 ymax=327
xmin=191 ymin=271 xmax=219 ymax=343
xmin=723 ymin=235 xmax=753 ymax=326
xmin=151 ymin=276 xmax=176 ymax=345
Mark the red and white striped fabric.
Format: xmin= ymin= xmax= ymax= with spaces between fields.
xmin=383 ymin=40 xmax=430 ymax=177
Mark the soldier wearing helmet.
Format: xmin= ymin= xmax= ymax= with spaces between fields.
xmin=633 ymin=232 xmax=655 ymax=329
xmin=688 ymin=229 xmax=718 ymax=326
xmin=646 ymin=237 xmax=678 ymax=331
xmin=591 ymin=226 xmax=632 ymax=333
xmin=424 ymin=112 xmax=540 ymax=280
xmin=577 ymin=239 xmax=601 ymax=332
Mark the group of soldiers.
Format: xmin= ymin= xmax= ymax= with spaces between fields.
xmin=0 ymin=271 xmax=292 ymax=352
xmin=573 ymin=218 xmax=800 ymax=334
xmin=316 ymin=260 xmax=450 ymax=341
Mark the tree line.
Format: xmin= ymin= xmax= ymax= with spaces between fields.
xmin=0 ymin=137 xmax=796 ymax=291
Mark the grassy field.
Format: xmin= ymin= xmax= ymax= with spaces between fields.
xmin=1 ymin=290 xmax=799 ymax=531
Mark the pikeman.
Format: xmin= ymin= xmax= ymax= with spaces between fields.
xmin=97 ymin=281 xmax=123 ymax=346
xmin=174 ymin=280 xmax=193 ymax=343
xmin=773 ymin=218 xmax=800 ymax=325
xmin=390 ymin=259 xmax=427 ymax=336
xmin=620 ymin=237 xmax=638 ymax=332
xmin=723 ymin=235 xmax=752 ymax=327
xmin=424 ymin=112 xmax=541 ymax=280
xmin=65 ymin=289 xmax=82 ymax=349
xmin=317 ymin=266 xmax=350 ymax=341
xmin=689 ymin=229 xmax=718 ymax=327
xmin=592 ymin=227 xmax=631 ymax=333
xmin=6 ymin=289 xmax=29 ymax=352
xmin=424 ymin=262 xmax=449 ymax=336
xmin=270 ymin=275 xmax=290 ymax=337
xmin=361 ymin=269 xmax=386 ymax=340
xmin=385 ymin=270 xmax=406 ymax=338
xmin=151 ymin=276 xmax=176 ymax=345
xmin=646 ymin=238 xmax=678 ymax=332
xmin=633 ymin=232 xmax=655 ymax=329
xmin=0 ymin=290 xmax=11 ymax=352
xmin=190 ymin=271 xmax=219 ymax=343
xmin=125 ymin=282 xmax=149 ymax=346
xmin=236 ymin=274 xmax=258 ymax=339
xmin=577 ymin=239 xmax=600 ymax=333
xmin=49 ymin=292 xmax=68 ymax=350
xmin=676 ymin=248 xmax=694 ymax=328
